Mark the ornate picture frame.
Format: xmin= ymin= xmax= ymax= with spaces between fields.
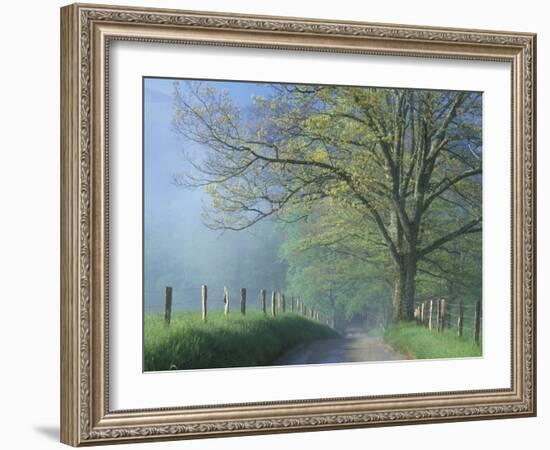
xmin=60 ymin=3 xmax=536 ymax=446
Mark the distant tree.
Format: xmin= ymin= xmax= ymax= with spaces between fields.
xmin=279 ymin=196 xmax=393 ymax=323
xmin=172 ymin=81 xmax=482 ymax=321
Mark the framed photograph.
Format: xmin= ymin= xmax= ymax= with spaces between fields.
xmin=60 ymin=3 xmax=536 ymax=446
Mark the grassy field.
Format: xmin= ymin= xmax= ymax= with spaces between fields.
xmin=384 ymin=321 xmax=482 ymax=360
xmin=144 ymin=311 xmax=339 ymax=371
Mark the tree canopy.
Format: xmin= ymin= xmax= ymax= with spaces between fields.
xmin=172 ymin=81 xmax=482 ymax=322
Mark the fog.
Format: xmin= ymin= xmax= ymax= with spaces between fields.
xmin=144 ymin=79 xmax=287 ymax=313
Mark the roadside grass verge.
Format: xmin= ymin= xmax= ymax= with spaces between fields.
xmin=144 ymin=311 xmax=339 ymax=371
xmin=384 ymin=321 xmax=482 ymax=360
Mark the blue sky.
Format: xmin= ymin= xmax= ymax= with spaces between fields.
xmin=143 ymin=78 xmax=270 ymax=221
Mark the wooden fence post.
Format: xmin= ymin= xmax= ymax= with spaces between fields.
xmin=446 ymin=303 xmax=452 ymax=330
xmin=457 ymin=301 xmax=464 ymax=337
xmin=271 ymin=291 xmax=277 ymax=317
xmin=223 ymin=286 xmax=229 ymax=317
xmin=164 ymin=286 xmax=172 ymax=326
xmin=240 ymin=288 xmax=246 ymax=315
xmin=281 ymin=294 xmax=286 ymax=312
xmin=428 ymin=300 xmax=434 ymax=330
xmin=290 ymin=296 xmax=294 ymax=312
xmin=420 ymin=302 xmax=425 ymax=327
xmin=473 ymin=300 xmax=482 ymax=345
xmin=201 ymin=285 xmax=207 ymax=322
xmin=260 ymin=289 xmax=266 ymax=314
xmin=436 ymin=299 xmax=441 ymax=332
xmin=439 ymin=299 xmax=446 ymax=332
xmin=425 ymin=302 xmax=429 ymax=327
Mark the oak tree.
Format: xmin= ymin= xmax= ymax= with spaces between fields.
xmin=172 ymin=82 xmax=482 ymax=321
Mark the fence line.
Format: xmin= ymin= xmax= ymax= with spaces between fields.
xmin=413 ymin=299 xmax=482 ymax=345
xmin=152 ymin=285 xmax=473 ymax=339
xmin=156 ymin=284 xmax=335 ymax=329
xmin=145 ymin=285 xmax=277 ymax=310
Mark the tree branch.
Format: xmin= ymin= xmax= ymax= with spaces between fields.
xmin=423 ymin=167 xmax=482 ymax=212
xmin=419 ymin=217 xmax=482 ymax=258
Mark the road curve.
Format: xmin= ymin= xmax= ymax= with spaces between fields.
xmin=274 ymin=332 xmax=405 ymax=366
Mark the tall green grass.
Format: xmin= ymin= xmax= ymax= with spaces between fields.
xmin=384 ymin=321 xmax=482 ymax=359
xmin=144 ymin=311 xmax=338 ymax=371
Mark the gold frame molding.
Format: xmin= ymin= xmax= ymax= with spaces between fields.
xmin=60 ymin=3 xmax=537 ymax=446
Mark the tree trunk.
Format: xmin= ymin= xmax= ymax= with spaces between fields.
xmin=404 ymin=252 xmax=417 ymax=320
xmin=392 ymin=260 xmax=406 ymax=321
xmin=392 ymin=252 xmax=417 ymax=322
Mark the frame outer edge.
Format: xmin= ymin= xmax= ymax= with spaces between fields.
xmin=61 ymin=3 xmax=81 ymax=447
xmin=61 ymin=2 xmax=537 ymax=445
xmin=529 ymin=33 xmax=536 ymax=416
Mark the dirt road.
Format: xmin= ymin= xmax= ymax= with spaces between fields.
xmin=275 ymin=328 xmax=404 ymax=365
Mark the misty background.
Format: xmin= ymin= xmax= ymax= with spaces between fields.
xmin=144 ymin=78 xmax=287 ymax=312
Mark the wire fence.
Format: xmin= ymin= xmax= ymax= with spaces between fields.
xmin=144 ymin=285 xmax=273 ymax=313
xmin=145 ymin=285 xmax=481 ymax=343
xmin=413 ymin=298 xmax=482 ymax=345
xmin=147 ymin=284 xmax=335 ymax=329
